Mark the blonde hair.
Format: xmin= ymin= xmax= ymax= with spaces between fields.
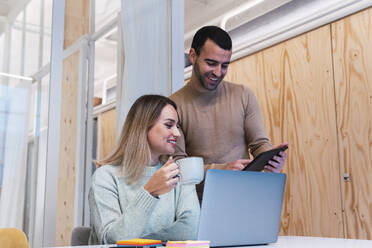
xmin=95 ymin=95 xmax=177 ymax=184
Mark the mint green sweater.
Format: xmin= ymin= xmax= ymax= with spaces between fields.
xmin=88 ymin=163 xmax=200 ymax=244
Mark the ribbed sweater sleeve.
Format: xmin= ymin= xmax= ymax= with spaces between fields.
xmin=89 ymin=166 xmax=158 ymax=244
xmin=143 ymin=184 xmax=200 ymax=241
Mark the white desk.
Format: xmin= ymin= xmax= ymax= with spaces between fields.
xmin=54 ymin=236 xmax=372 ymax=248
xmin=265 ymin=236 xmax=372 ymax=248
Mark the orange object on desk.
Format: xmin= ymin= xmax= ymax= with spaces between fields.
xmin=116 ymin=238 xmax=162 ymax=246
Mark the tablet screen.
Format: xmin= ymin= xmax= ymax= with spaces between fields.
xmin=243 ymin=145 xmax=288 ymax=172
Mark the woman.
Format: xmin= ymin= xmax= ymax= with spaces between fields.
xmin=89 ymin=95 xmax=200 ymax=244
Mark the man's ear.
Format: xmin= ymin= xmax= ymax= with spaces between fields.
xmin=189 ymin=48 xmax=197 ymax=65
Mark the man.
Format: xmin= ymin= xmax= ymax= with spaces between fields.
xmin=170 ymin=26 xmax=287 ymax=199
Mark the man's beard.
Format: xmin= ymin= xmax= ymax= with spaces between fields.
xmin=194 ymin=61 xmax=222 ymax=91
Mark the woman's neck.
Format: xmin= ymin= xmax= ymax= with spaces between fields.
xmin=149 ymin=154 xmax=160 ymax=166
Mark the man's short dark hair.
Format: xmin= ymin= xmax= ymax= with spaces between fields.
xmin=191 ymin=26 xmax=232 ymax=55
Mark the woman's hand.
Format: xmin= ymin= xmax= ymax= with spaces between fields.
xmin=144 ymin=156 xmax=180 ymax=197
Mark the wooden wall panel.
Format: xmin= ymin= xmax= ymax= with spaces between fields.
xmin=332 ymin=8 xmax=372 ymax=239
xmin=64 ymin=0 xmax=90 ymax=48
xmin=225 ymin=25 xmax=344 ymax=237
xmin=56 ymin=0 xmax=89 ymax=245
xmin=56 ymin=51 xmax=80 ymax=245
xmin=98 ymin=109 xmax=117 ymax=160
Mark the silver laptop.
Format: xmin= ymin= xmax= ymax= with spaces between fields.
xmin=197 ymin=170 xmax=286 ymax=247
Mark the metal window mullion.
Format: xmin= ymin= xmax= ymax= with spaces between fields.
xmin=2 ymin=22 xmax=11 ymax=73
xmin=170 ymin=0 xmax=184 ymax=93
xmin=115 ymin=12 xmax=123 ymax=138
xmin=20 ymin=7 xmax=30 ymax=240
xmin=38 ymin=0 xmax=45 ymax=69
xmin=28 ymin=77 xmax=41 ymax=247
xmin=83 ymin=39 xmax=95 ymax=226
xmin=1 ymin=22 xmax=11 ymax=88
xmin=0 ymin=21 xmax=10 ymax=198
xmin=42 ymin=0 xmax=65 ymax=246
xmin=29 ymin=1 xmax=45 ymax=244
xmin=166 ymin=0 xmax=172 ymax=95
xmin=22 ymin=81 xmax=35 ymax=237
xmin=20 ymin=10 xmax=26 ymax=76
xmin=74 ymin=38 xmax=89 ymax=227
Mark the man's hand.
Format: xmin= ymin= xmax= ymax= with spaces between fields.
xmin=264 ymin=142 xmax=288 ymax=173
xmin=225 ymin=159 xmax=251 ymax=171
xmin=144 ymin=156 xmax=180 ymax=197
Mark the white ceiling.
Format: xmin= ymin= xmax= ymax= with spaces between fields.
xmin=185 ymin=0 xmax=253 ymax=32
xmin=184 ymin=0 xmax=292 ymax=50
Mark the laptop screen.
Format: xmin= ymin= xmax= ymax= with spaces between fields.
xmin=197 ymin=170 xmax=286 ymax=247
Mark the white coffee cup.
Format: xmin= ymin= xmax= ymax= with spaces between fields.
xmin=176 ymin=157 xmax=204 ymax=185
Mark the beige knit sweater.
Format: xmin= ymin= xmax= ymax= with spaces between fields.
xmin=170 ymin=79 xmax=272 ymax=171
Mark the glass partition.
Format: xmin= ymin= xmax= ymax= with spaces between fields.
xmin=0 ymin=0 xmax=54 ymax=246
xmin=94 ymin=27 xmax=118 ymax=104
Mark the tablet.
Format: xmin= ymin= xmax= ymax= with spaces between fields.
xmin=243 ymin=145 xmax=288 ymax=172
